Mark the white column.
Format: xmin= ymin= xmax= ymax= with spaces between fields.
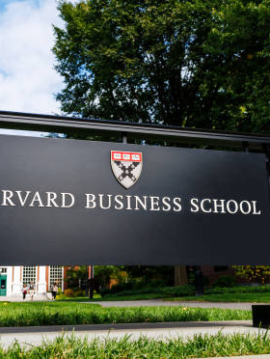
xmin=6 ymin=266 xmax=13 ymax=296
xmin=37 ymin=266 xmax=47 ymax=293
xmin=12 ymin=266 xmax=22 ymax=295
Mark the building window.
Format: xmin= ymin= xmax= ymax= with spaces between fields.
xmin=23 ymin=266 xmax=36 ymax=285
xmin=0 ymin=268 xmax=7 ymax=274
xmin=49 ymin=266 xmax=64 ymax=291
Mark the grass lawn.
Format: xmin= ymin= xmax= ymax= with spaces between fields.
xmin=58 ymin=291 xmax=270 ymax=303
xmin=164 ymin=292 xmax=270 ymax=303
xmin=1 ymin=332 xmax=270 ymax=358
xmin=58 ymin=285 xmax=270 ymax=303
xmin=0 ymin=301 xmax=251 ymax=327
xmin=58 ymin=293 xmax=163 ymax=302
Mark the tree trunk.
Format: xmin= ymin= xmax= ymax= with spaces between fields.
xmin=174 ymin=265 xmax=188 ymax=286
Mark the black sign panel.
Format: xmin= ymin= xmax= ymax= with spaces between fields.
xmin=0 ymin=134 xmax=269 ymax=265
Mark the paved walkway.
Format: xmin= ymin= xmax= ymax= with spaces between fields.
xmin=0 ymin=297 xmax=258 ymax=310
xmin=0 ymin=294 xmax=51 ymax=302
xmin=0 ymin=297 xmax=257 ymax=310
xmin=91 ymin=299 xmax=254 ymax=310
xmin=0 ymin=320 xmax=263 ymax=350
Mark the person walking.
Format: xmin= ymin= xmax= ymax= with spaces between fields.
xmin=51 ymin=282 xmax=58 ymax=300
xmin=28 ymin=281 xmax=35 ymax=301
xmin=22 ymin=284 xmax=28 ymax=301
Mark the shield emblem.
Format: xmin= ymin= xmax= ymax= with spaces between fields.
xmin=111 ymin=150 xmax=143 ymax=189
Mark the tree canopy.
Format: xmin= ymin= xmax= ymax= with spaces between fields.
xmin=53 ymin=0 xmax=270 ymax=132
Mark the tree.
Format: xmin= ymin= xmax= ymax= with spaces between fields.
xmin=204 ymin=0 xmax=270 ymax=133
xmin=94 ymin=265 xmax=124 ymax=288
xmin=53 ymin=1 xmax=270 ymax=287
xmin=65 ymin=265 xmax=88 ymax=289
xmin=123 ymin=265 xmax=174 ymax=285
xmin=174 ymin=265 xmax=188 ymax=286
xmin=53 ymin=0 xmax=270 ymax=132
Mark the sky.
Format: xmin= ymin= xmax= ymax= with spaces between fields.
xmin=0 ymin=0 xmax=77 ymax=117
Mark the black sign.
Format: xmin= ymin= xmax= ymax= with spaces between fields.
xmin=0 ymin=134 xmax=269 ymax=265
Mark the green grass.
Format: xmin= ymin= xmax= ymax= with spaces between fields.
xmin=57 ymin=296 xmax=103 ymax=302
xmin=1 ymin=332 xmax=270 ymax=358
xmin=75 ymin=285 xmax=270 ymax=303
xmin=62 ymin=285 xmax=270 ymax=302
xmin=0 ymin=302 xmax=251 ymax=327
xmin=60 ymin=291 xmax=270 ymax=303
xmin=164 ymin=292 xmax=270 ymax=303
xmin=59 ymin=293 xmax=163 ymax=302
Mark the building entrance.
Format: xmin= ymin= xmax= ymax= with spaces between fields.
xmin=0 ymin=275 xmax=7 ymax=296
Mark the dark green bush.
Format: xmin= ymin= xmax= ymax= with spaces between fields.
xmin=206 ymin=285 xmax=270 ymax=294
xmin=101 ymin=279 xmax=167 ymax=297
xmin=100 ymin=282 xmax=135 ymax=297
xmin=102 ymin=282 xmax=270 ymax=299
xmin=102 ymin=284 xmax=195 ymax=298
xmin=213 ymin=276 xmax=236 ymax=288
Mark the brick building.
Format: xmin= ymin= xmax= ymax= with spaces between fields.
xmin=0 ymin=266 xmax=64 ymax=297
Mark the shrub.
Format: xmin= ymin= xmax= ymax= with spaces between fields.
xmin=206 ymin=285 xmax=270 ymax=295
xmin=74 ymin=289 xmax=86 ymax=297
xmin=160 ymin=285 xmax=195 ymax=297
xmin=100 ymin=282 xmax=135 ymax=296
xmin=102 ymin=284 xmax=195 ymax=298
xmin=64 ymin=266 xmax=88 ymax=290
xmin=100 ymin=280 xmax=166 ymax=297
xmin=233 ymin=265 xmax=270 ymax=284
xmin=64 ymin=289 xmax=75 ymax=297
xmin=213 ymin=275 xmax=236 ymax=288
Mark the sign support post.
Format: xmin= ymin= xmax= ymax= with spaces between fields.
xmin=194 ymin=266 xmax=204 ymax=296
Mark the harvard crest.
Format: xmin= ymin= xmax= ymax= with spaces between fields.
xmin=111 ymin=151 xmax=143 ymax=189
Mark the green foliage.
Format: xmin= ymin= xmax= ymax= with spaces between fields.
xmin=63 ymin=288 xmax=86 ymax=297
xmin=54 ymin=0 xmax=270 ymax=132
xmin=3 ymin=332 xmax=270 ymax=358
xmin=101 ymin=283 xmax=195 ymax=298
xmin=94 ymin=266 xmax=125 ymax=289
xmin=213 ymin=275 xmax=236 ymax=288
xmin=0 ymin=301 xmax=250 ymax=327
xmin=58 ymin=284 xmax=270 ymax=302
xmin=168 ymin=292 xmax=270 ymax=303
xmin=101 ymin=279 xmax=166 ymax=296
xmin=64 ymin=266 xmax=126 ymax=292
xmin=94 ymin=266 xmax=174 ymax=294
xmin=207 ymin=285 xmax=270 ymax=294
xmin=100 ymin=284 xmax=270 ymax=301
xmin=64 ymin=266 xmax=88 ymax=290
xmin=233 ymin=266 xmax=270 ymax=284
xmin=123 ymin=266 xmax=174 ymax=285
xmin=166 ymin=285 xmax=270 ymax=302
xmin=205 ymin=0 xmax=270 ymax=132
xmin=3 ymin=331 xmax=270 ymax=358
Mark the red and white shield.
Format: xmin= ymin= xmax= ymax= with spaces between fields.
xmin=111 ymin=151 xmax=143 ymax=189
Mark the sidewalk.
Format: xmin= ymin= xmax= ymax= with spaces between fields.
xmin=0 ymin=297 xmax=259 ymax=310
xmin=0 ymin=293 xmax=51 ymax=302
xmin=91 ymin=299 xmax=254 ymax=310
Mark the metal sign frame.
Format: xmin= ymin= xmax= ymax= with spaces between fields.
xmin=1 ymin=110 xmax=270 ymax=294
xmin=1 ymin=110 xmax=270 ymax=151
